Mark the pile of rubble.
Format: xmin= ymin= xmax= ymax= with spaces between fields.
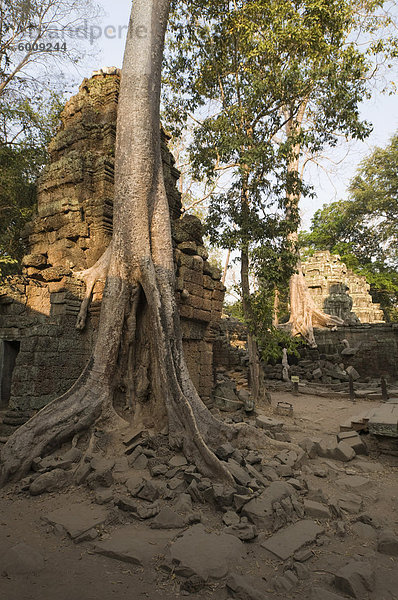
xmin=5 ymin=406 xmax=396 ymax=599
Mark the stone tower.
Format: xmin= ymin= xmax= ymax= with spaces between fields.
xmin=302 ymin=251 xmax=384 ymax=324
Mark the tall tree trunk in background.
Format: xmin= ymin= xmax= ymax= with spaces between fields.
xmin=240 ymin=182 xmax=269 ymax=409
xmin=285 ymin=103 xmax=343 ymax=346
xmin=0 ymin=0 xmax=292 ymax=487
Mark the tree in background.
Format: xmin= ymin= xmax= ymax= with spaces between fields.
xmin=164 ymin=0 xmax=397 ymax=351
xmin=301 ymin=132 xmax=398 ymax=321
xmin=0 ymin=95 xmax=63 ymax=275
xmin=164 ymin=0 xmax=307 ymax=406
xmin=0 ymin=0 xmax=100 ymax=274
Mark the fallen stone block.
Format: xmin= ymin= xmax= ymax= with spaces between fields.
xmin=225 ymin=518 xmax=257 ymax=541
xmin=43 ymin=503 xmax=107 ymax=540
xmin=226 ymin=573 xmax=270 ymax=600
xmin=334 ymin=560 xmax=374 ymax=598
xmin=150 ymin=506 xmax=187 ymax=529
xmin=351 ymin=522 xmax=377 ymax=540
xmin=334 ymin=442 xmax=356 ymax=462
xmin=337 ymin=492 xmax=363 ymax=514
xmin=337 ymin=431 xmax=367 ymax=455
xmin=227 ymin=459 xmax=252 ymax=487
xmin=168 ymin=523 xmax=244 ymax=580
xmin=304 ymin=499 xmax=331 ymax=519
xmin=377 ymin=530 xmax=398 ymax=556
xmin=261 ymin=520 xmax=324 ymax=560
xmin=241 ymin=481 xmax=294 ymax=529
xmin=95 ymin=524 xmax=170 ymax=566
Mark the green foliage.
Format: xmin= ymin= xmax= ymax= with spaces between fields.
xmin=164 ymin=0 xmax=379 ymax=346
xmin=225 ymin=290 xmax=302 ymax=363
xmin=0 ymin=95 xmax=63 ymax=274
xmin=301 ymin=132 xmax=398 ymax=321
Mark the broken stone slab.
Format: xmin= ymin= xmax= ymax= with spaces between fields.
xmin=298 ymin=438 xmax=319 ymax=459
xmin=334 ymin=442 xmax=356 ymax=462
xmin=346 ymin=366 xmax=360 ymax=380
xmin=223 ymin=511 xmax=241 ymax=527
xmin=95 ymin=524 xmax=170 ymax=566
xmin=314 ymin=439 xmax=355 ymax=462
xmin=337 ymin=492 xmax=363 ymax=514
xmin=215 ymin=442 xmax=235 ymax=460
xmin=353 ymin=458 xmax=384 ymax=473
xmin=174 ymin=493 xmax=193 ymax=514
xmin=168 ymin=523 xmax=245 ymax=580
xmin=43 ymin=503 xmax=107 ymax=540
xmin=226 ymin=573 xmax=270 ymax=600
xmin=260 ymin=520 xmax=324 ymax=561
xmin=351 ymin=522 xmax=377 ymax=540
xmin=377 ymin=530 xmax=398 ymax=556
xmin=0 ymin=543 xmax=45 ymax=577
xmin=304 ymin=499 xmax=331 ymax=519
xmin=337 ymin=431 xmax=367 ymax=455
xmin=334 ymin=560 xmax=374 ymax=598
xmin=227 ymin=459 xmax=252 ymax=487
xmin=241 ymin=481 xmax=295 ymax=529
xmin=169 ymin=455 xmax=188 ymax=468
xmin=95 ymin=488 xmax=114 ymax=505
xmin=272 ymin=569 xmax=299 ymax=592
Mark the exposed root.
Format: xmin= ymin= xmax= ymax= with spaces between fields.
xmin=0 ymin=360 xmax=107 ymax=485
xmin=289 ymin=271 xmax=343 ymax=347
xmin=74 ymin=246 xmax=112 ymax=330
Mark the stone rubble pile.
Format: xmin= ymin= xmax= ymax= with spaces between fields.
xmin=9 ymin=407 xmax=397 ymax=599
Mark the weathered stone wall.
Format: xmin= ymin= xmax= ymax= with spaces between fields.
xmin=312 ymin=324 xmax=398 ymax=379
xmin=302 ymin=251 xmax=384 ymax=324
xmin=0 ymin=70 xmax=224 ymax=412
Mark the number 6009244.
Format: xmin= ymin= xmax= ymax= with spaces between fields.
xmin=18 ymin=42 xmax=67 ymax=51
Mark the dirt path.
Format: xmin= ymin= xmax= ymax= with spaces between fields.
xmin=0 ymin=392 xmax=397 ymax=600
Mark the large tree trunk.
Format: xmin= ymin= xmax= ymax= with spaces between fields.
xmin=241 ymin=247 xmax=269 ymax=408
xmin=0 ymin=0 xmax=293 ymax=487
xmin=284 ymin=105 xmax=343 ymax=347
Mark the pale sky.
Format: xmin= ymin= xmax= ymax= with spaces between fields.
xmin=70 ymin=0 xmax=397 ymax=230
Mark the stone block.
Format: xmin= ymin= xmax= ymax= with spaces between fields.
xmin=304 ymin=500 xmax=331 ymax=519
xmin=377 ymin=530 xmax=398 ymax=556
xmin=334 ymin=560 xmax=374 ymax=598
xmin=346 ymin=366 xmax=360 ymax=380
xmin=261 ymin=520 xmax=324 ymax=560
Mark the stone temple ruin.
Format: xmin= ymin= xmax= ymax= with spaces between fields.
xmin=302 ymin=250 xmax=384 ymax=324
xmin=0 ymin=70 xmax=224 ymax=425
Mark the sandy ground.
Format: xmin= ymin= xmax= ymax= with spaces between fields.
xmin=0 ymin=391 xmax=397 ymax=600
